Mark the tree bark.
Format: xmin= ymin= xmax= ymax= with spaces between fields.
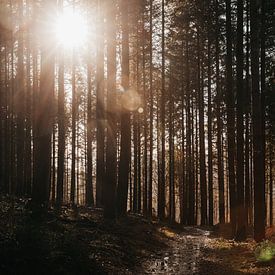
xmin=32 ymin=0 xmax=56 ymax=210
xmin=251 ymin=0 xmax=265 ymax=242
xmin=104 ymin=1 xmax=117 ymax=219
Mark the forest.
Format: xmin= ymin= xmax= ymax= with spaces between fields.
xmin=0 ymin=0 xmax=274 ymax=274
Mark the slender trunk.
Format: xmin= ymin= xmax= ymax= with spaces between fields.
xmin=215 ymin=21 xmax=225 ymax=224
xmin=56 ymin=44 xmax=65 ymax=207
xmin=244 ymin=0 xmax=251 ymax=225
xmin=198 ymin=31 xmax=207 ymax=225
xmin=32 ymin=0 xmax=56 ymax=209
xmin=260 ymin=0 xmax=266 ymax=211
xmin=251 ymin=0 xmax=265 ymax=242
xmin=180 ymin=41 xmax=186 ymax=225
xmin=52 ymin=124 xmax=56 ymax=202
xmin=148 ymin=0 xmax=153 ymax=218
xmin=207 ymin=35 xmax=213 ymax=226
xmin=96 ymin=0 xmax=105 ymax=207
xmin=158 ymin=0 xmax=166 ymax=220
xmin=4 ymin=43 xmax=10 ymax=193
xmin=137 ymin=119 xmax=141 ymax=212
xmin=225 ymin=0 xmax=236 ymax=236
xmin=186 ymin=40 xmax=194 ymax=225
xmin=133 ymin=116 xmax=138 ymax=212
xmin=117 ymin=0 xmax=130 ymax=217
xmin=25 ymin=0 xmax=32 ymax=195
xmin=104 ymin=1 xmax=117 ymax=219
xmin=235 ymin=0 xmax=246 ymax=241
xmin=142 ymin=3 xmax=148 ymax=216
xmin=86 ymin=38 xmax=94 ymax=206
xmin=16 ymin=0 xmax=25 ymax=196
xmin=70 ymin=51 xmax=76 ymax=206
xmin=169 ymin=64 xmax=175 ymax=223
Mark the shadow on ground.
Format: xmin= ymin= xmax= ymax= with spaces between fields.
xmin=0 ymin=196 xmax=169 ymax=274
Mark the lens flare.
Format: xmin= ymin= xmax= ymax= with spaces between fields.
xmin=55 ymin=10 xmax=88 ymax=49
xmin=121 ymin=89 xmax=142 ymax=112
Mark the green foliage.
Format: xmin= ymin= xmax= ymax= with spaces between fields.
xmin=254 ymin=240 xmax=275 ymax=262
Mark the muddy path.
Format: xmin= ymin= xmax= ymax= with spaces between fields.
xmin=140 ymin=227 xmax=210 ymax=274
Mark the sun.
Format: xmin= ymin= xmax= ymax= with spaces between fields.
xmin=55 ymin=10 xmax=88 ymax=49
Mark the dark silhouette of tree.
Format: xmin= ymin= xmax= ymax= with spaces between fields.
xmin=158 ymin=0 xmax=166 ymax=221
xmin=235 ymin=0 xmax=246 ymax=241
xmin=225 ymin=0 xmax=236 ymax=237
xmin=117 ymin=0 xmax=131 ymax=217
xmin=56 ymin=0 xmax=65 ymax=207
xmin=251 ymin=0 xmax=265 ymax=242
xmin=104 ymin=0 xmax=117 ymax=219
xmin=32 ymin=0 xmax=56 ymax=210
xmin=96 ymin=0 xmax=105 ymax=208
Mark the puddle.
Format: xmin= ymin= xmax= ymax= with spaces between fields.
xmin=141 ymin=228 xmax=210 ymax=274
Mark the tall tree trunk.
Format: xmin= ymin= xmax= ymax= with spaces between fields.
xmin=137 ymin=118 xmax=141 ymax=212
xmin=186 ymin=39 xmax=194 ymax=225
xmin=10 ymin=0 xmax=16 ymax=199
xmin=96 ymin=0 xmax=105 ymax=208
xmin=52 ymin=124 xmax=56 ymax=202
xmin=32 ymin=0 xmax=56 ymax=210
xmin=133 ymin=117 xmax=138 ymax=213
xmin=86 ymin=34 xmax=94 ymax=206
xmin=235 ymin=0 xmax=246 ymax=241
xmin=16 ymin=0 xmax=25 ymax=196
xmin=148 ymin=0 xmax=153 ymax=218
xmin=158 ymin=0 xmax=166 ymax=220
xmin=260 ymin=0 xmax=266 ymax=210
xmin=225 ymin=0 xmax=236 ymax=236
xmin=194 ymin=98 xmax=199 ymax=224
xmin=215 ymin=14 xmax=225 ymax=224
xmin=169 ymin=64 xmax=175 ymax=223
xmin=117 ymin=0 xmax=130 ymax=217
xmin=104 ymin=1 xmax=117 ymax=219
xmin=25 ymin=0 xmax=32 ymax=195
xmin=4 ymin=42 xmax=10 ymax=193
xmin=251 ymin=0 xmax=265 ymax=242
xmin=198 ymin=31 xmax=207 ymax=225
xmin=207 ymin=35 xmax=214 ymax=226
xmin=70 ymin=51 xmax=76 ymax=206
xmin=56 ymin=29 xmax=65 ymax=207
xmin=244 ymin=0 xmax=251 ymax=226
xmin=180 ymin=41 xmax=186 ymax=225
xmin=142 ymin=3 xmax=148 ymax=216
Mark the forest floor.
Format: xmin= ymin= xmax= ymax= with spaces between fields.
xmin=0 ymin=195 xmax=275 ymax=275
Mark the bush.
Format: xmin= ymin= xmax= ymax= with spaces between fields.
xmin=254 ymin=240 xmax=275 ymax=262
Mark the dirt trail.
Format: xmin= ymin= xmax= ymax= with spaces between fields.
xmin=141 ymin=227 xmax=210 ymax=274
